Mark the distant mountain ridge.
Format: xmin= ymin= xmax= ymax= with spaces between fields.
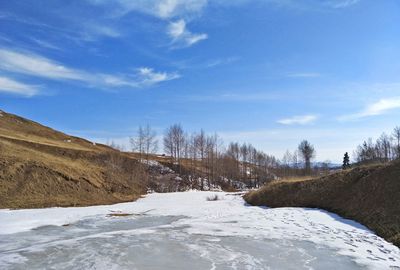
xmin=312 ymin=162 xmax=341 ymax=168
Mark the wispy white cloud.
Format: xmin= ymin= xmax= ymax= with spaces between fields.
xmin=167 ymin=19 xmax=207 ymax=48
xmin=0 ymin=48 xmax=180 ymax=89
xmin=339 ymin=97 xmax=400 ymax=121
xmin=79 ymin=24 xmax=121 ymax=42
xmin=87 ymin=1 xmax=209 ymax=48
xmin=205 ymin=57 xmax=239 ymax=68
xmin=0 ymin=35 xmax=13 ymax=44
xmin=89 ymin=25 xmax=121 ymax=38
xmin=325 ymin=0 xmax=360 ymax=9
xmin=266 ymin=0 xmax=361 ymax=9
xmin=137 ymin=67 xmax=180 ymax=85
xmin=89 ymin=0 xmax=208 ymax=19
xmin=88 ymin=0 xmax=360 ymax=19
xmin=170 ymin=56 xmax=239 ymax=70
xmin=0 ymin=76 xmax=38 ymax=97
xmin=363 ymin=98 xmax=400 ymax=116
xmin=100 ymin=67 xmax=180 ymax=87
xmin=0 ymin=48 xmax=85 ymax=80
xmin=1 ymin=10 xmax=120 ymax=43
xmin=157 ymin=0 xmax=207 ymax=18
xmin=179 ymin=92 xmax=280 ymax=103
xmin=287 ymin=72 xmax=321 ymax=78
xmin=30 ymin=38 xmax=63 ymax=51
xmin=45 ymin=0 xmax=358 ymax=46
xmin=277 ymin=114 xmax=318 ymax=125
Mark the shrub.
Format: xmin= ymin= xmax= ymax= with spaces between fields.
xmin=206 ymin=194 xmax=220 ymax=201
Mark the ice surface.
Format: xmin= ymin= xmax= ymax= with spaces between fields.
xmin=0 ymin=191 xmax=399 ymax=269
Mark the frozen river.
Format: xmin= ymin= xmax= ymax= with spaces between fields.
xmin=0 ymin=192 xmax=399 ymax=269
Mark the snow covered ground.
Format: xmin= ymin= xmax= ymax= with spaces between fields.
xmin=0 ymin=191 xmax=399 ymax=269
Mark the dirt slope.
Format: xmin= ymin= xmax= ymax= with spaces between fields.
xmin=244 ymin=162 xmax=400 ymax=247
xmin=0 ymin=110 xmax=146 ymax=208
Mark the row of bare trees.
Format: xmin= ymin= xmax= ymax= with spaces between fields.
xmin=354 ymin=126 xmax=400 ymax=164
xmin=224 ymin=142 xmax=278 ymax=187
xmin=159 ymin=124 xmax=280 ymax=188
xmin=128 ymin=123 xmax=321 ymax=189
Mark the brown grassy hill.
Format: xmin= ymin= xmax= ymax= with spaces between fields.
xmin=244 ymin=162 xmax=400 ymax=247
xmin=0 ymin=109 xmax=146 ymax=208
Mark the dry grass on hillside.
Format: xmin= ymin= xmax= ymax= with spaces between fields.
xmin=0 ymin=110 xmax=146 ymax=209
xmin=272 ymin=175 xmax=318 ymax=184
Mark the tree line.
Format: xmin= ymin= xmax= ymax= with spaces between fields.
xmin=161 ymin=124 xmax=279 ymax=188
xmin=354 ymin=126 xmax=400 ymax=165
xmin=129 ymin=123 xmax=319 ymax=189
xmin=104 ymin=123 xmax=400 ymax=189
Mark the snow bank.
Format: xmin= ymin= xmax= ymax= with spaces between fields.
xmin=140 ymin=159 xmax=174 ymax=174
xmin=0 ymin=191 xmax=399 ymax=269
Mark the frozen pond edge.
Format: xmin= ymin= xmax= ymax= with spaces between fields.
xmin=0 ymin=191 xmax=399 ymax=269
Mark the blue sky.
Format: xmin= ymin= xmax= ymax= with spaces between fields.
xmin=1 ymin=0 xmax=400 ymax=162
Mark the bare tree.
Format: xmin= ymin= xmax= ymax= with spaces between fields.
xmin=205 ymin=134 xmax=216 ymax=188
xmin=240 ymin=143 xmax=249 ymax=181
xmin=163 ymin=128 xmax=174 ymax=161
xmin=248 ymin=145 xmax=257 ymax=186
xmin=130 ymin=126 xmax=145 ymax=159
xmin=195 ymin=130 xmax=207 ymax=162
xmin=292 ymin=150 xmax=299 ymax=169
xmin=376 ymin=133 xmax=392 ymax=162
xmin=107 ymin=140 xmax=125 ymax=151
xmin=393 ymin=126 xmax=400 ymax=159
xmin=355 ymin=138 xmax=376 ymax=163
xmin=163 ymin=124 xmax=185 ymax=170
xmin=227 ymin=142 xmax=240 ymax=179
xmin=282 ymin=150 xmax=292 ymax=177
xmin=355 ymin=134 xmax=395 ymax=164
xmin=212 ymin=133 xmax=224 ymax=184
xmin=131 ymin=125 xmax=158 ymax=161
xmin=298 ymin=140 xmax=315 ymax=174
xmin=194 ymin=130 xmax=207 ymax=190
xmin=143 ymin=124 xmax=158 ymax=161
xmin=188 ymin=133 xmax=198 ymax=183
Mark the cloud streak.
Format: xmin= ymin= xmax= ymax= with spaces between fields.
xmin=339 ymin=97 xmax=400 ymax=121
xmin=30 ymin=38 xmax=63 ymax=51
xmin=0 ymin=76 xmax=38 ymax=96
xmin=88 ymin=1 xmax=209 ymax=48
xmin=0 ymin=49 xmax=86 ymax=80
xmin=0 ymin=48 xmax=180 ymax=91
xmin=287 ymin=72 xmax=321 ymax=78
xmin=266 ymin=0 xmax=361 ymax=10
xmin=137 ymin=67 xmax=180 ymax=85
xmin=179 ymin=92 xmax=280 ymax=103
xmin=326 ymin=0 xmax=360 ymax=9
xmin=277 ymin=114 xmax=318 ymax=125
xmin=78 ymin=24 xmax=122 ymax=42
xmin=88 ymin=0 xmax=208 ymax=19
xmin=167 ymin=19 xmax=207 ymax=48
xmin=88 ymin=0 xmax=360 ymax=19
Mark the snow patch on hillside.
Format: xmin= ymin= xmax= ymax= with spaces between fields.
xmin=140 ymin=159 xmax=175 ymax=174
